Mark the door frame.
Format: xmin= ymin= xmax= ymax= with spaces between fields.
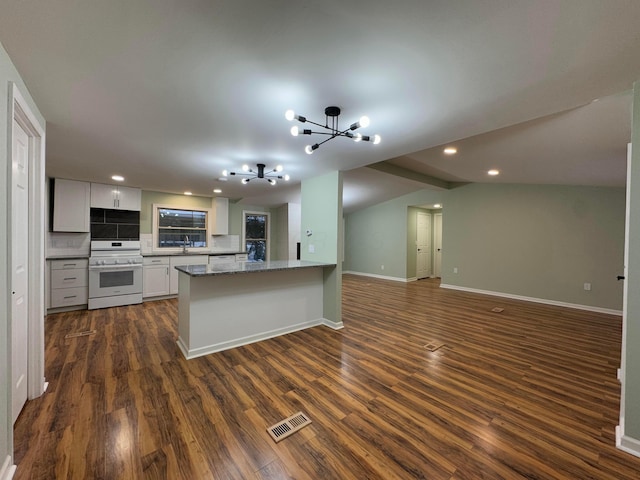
xmin=9 ymin=83 xmax=46 ymax=404
xmin=434 ymin=212 xmax=443 ymax=278
xmin=416 ymin=210 xmax=432 ymax=279
xmin=242 ymin=210 xmax=271 ymax=261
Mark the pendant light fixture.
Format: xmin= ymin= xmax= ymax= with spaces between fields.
xmin=285 ymin=106 xmax=381 ymax=154
xmin=222 ymin=163 xmax=290 ymax=185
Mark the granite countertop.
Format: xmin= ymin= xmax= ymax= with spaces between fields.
xmin=175 ymin=260 xmax=335 ymax=277
xmin=142 ymin=251 xmax=245 ymax=257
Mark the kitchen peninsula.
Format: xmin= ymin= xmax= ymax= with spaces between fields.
xmin=175 ymin=260 xmax=336 ymax=359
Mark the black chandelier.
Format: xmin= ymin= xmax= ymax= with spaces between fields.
xmin=285 ymin=106 xmax=381 ymax=154
xmin=222 ymin=163 xmax=290 ymax=185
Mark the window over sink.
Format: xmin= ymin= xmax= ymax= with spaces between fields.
xmin=152 ymin=204 xmax=212 ymax=252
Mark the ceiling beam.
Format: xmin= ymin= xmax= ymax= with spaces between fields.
xmin=365 ymin=161 xmax=453 ymax=190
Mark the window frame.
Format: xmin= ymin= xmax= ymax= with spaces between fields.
xmin=242 ymin=210 xmax=270 ymax=262
xmin=152 ymin=203 xmax=213 ymax=253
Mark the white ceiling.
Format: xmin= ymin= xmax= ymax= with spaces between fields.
xmin=1 ymin=1 xmax=639 ymax=212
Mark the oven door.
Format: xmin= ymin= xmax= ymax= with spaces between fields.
xmin=89 ymin=264 xmax=143 ymax=298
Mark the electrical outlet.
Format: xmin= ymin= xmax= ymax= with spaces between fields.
xmin=381 ymin=265 xmax=384 ymax=270
xmin=584 ymin=282 xmax=591 ymax=291
xmin=453 ymin=267 xmax=458 ymax=274
xmin=308 ymin=244 xmax=314 ymax=253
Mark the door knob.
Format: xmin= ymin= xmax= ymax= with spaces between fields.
xmin=617 ymin=275 xmax=625 ymax=281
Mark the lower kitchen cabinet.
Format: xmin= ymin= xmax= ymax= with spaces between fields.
xmin=143 ymin=257 xmax=170 ymax=297
xmin=49 ymin=258 xmax=89 ymax=309
xmin=170 ymin=255 xmax=208 ymax=294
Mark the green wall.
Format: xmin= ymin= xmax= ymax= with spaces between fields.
xmin=1 ymin=40 xmax=46 ymax=473
xmin=622 ymin=81 xmax=640 ymax=444
xmin=442 ymin=183 xmax=625 ymax=310
xmin=301 ymin=171 xmax=343 ymax=325
xmin=344 ymin=189 xmax=444 ymax=279
xmin=345 ymin=183 xmax=625 ymax=311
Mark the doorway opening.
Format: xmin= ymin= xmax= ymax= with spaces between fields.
xmin=411 ymin=205 xmax=443 ymax=280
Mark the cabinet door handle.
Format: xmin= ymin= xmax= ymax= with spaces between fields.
xmin=63 ymin=277 xmax=77 ymax=281
xmin=166 ymin=267 xmax=169 ymax=275
xmin=63 ymin=295 xmax=77 ymax=299
xmin=63 ymin=263 xmax=77 ymax=267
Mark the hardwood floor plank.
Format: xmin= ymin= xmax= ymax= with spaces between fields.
xmin=12 ymin=278 xmax=640 ymax=479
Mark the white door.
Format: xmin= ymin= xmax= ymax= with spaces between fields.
xmin=434 ymin=213 xmax=443 ymax=278
xmin=416 ymin=211 xmax=431 ymax=279
xmin=12 ymin=118 xmax=29 ymax=423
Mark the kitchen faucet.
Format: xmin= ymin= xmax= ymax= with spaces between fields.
xmin=183 ymin=235 xmax=189 ymax=253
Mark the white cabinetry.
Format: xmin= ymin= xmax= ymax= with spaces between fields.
xmin=235 ymin=254 xmax=248 ymax=262
xmin=212 ymin=197 xmax=229 ymax=235
xmin=49 ymin=258 xmax=89 ymax=309
xmin=52 ymin=178 xmax=91 ymax=232
xmin=170 ymin=255 xmax=208 ymax=294
xmin=143 ymin=257 xmax=170 ymax=297
xmin=91 ymin=183 xmax=141 ymax=211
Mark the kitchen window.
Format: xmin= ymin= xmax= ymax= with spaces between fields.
xmin=242 ymin=211 xmax=270 ymax=261
xmin=153 ymin=205 xmax=211 ymax=251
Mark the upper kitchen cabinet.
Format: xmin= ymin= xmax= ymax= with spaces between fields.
xmin=52 ymin=178 xmax=91 ymax=232
xmin=212 ymin=197 xmax=229 ymax=235
xmin=91 ymin=183 xmax=141 ymax=211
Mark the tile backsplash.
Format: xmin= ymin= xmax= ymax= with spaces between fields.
xmin=46 ymin=232 xmax=90 ymax=257
xmin=211 ymin=235 xmax=240 ymax=252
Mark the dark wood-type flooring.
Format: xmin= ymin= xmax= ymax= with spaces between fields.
xmin=14 ymin=275 xmax=640 ymax=479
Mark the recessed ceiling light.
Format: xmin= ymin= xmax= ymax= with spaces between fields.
xmin=213 ymin=189 xmax=222 ymax=194
xmin=111 ymin=175 xmax=124 ymax=182
xmin=184 ymin=191 xmax=193 ymax=196
xmin=433 ymin=204 xmax=442 ymax=208
xmin=488 ymin=169 xmax=500 ymax=176
xmin=443 ymin=147 xmax=457 ymax=155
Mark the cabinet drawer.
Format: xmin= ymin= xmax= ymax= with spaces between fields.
xmin=143 ymin=256 xmax=170 ymax=266
xmin=51 ymin=268 xmax=88 ymax=288
xmin=50 ymin=287 xmax=88 ymax=308
xmin=51 ymin=258 xmax=89 ymax=270
xmin=209 ymin=255 xmax=235 ymax=264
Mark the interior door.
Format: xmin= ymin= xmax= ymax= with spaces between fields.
xmin=416 ymin=211 xmax=431 ymax=279
xmin=434 ymin=213 xmax=443 ymax=278
xmin=12 ymin=117 xmax=29 ymax=423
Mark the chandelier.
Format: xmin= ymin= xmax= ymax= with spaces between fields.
xmin=222 ymin=163 xmax=290 ymax=185
xmin=285 ymin=106 xmax=381 ymax=154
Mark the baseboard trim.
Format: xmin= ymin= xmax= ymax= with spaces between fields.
xmin=321 ymin=319 xmax=344 ymax=330
xmin=178 ymin=318 xmax=333 ymax=359
xmin=616 ymin=425 xmax=640 ymax=458
xmin=439 ymin=284 xmax=622 ymax=316
xmin=342 ymin=271 xmax=411 ymax=283
xmin=0 ymin=456 xmax=16 ymax=480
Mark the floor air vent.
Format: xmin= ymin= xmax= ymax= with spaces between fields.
xmin=267 ymin=412 xmax=312 ymax=443
xmin=64 ymin=330 xmax=96 ymax=339
xmin=424 ymin=341 xmax=445 ymax=352
xmin=491 ymin=307 xmax=504 ymax=313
